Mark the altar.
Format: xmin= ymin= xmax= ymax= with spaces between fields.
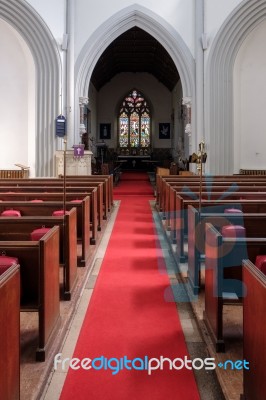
xmin=117 ymin=155 xmax=151 ymax=170
xmin=55 ymin=150 xmax=93 ymax=176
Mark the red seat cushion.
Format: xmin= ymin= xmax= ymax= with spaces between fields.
xmin=30 ymin=227 xmax=51 ymax=241
xmin=52 ymin=210 xmax=69 ymax=216
xmin=221 ymin=225 xmax=246 ymax=238
xmin=1 ymin=209 xmax=21 ymax=217
xmin=0 ymin=255 xmax=19 ymax=275
xmin=224 ymin=208 xmax=243 ymax=213
xmin=30 ymin=199 xmax=44 ymax=202
xmin=71 ymin=199 xmax=82 ymax=203
xmin=255 ymin=255 xmax=266 ymax=274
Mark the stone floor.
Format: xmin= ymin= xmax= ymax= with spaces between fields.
xmin=163 ymin=225 xmax=244 ymax=400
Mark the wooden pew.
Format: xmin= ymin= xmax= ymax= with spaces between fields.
xmin=0 ymin=210 xmax=77 ymax=300
xmin=163 ymin=182 xmax=266 ymax=221
xmin=204 ymin=222 xmax=266 ymax=352
xmin=166 ymin=188 xmax=266 ymax=234
xmin=188 ymin=206 xmax=266 ymax=294
xmin=174 ymin=196 xmax=266 ymax=262
xmin=242 ymin=259 xmax=266 ymax=400
xmin=0 ymin=185 xmax=103 ymax=232
xmin=0 ymin=263 xmax=20 ymax=399
xmin=0 ymin=197 xmax=90 ymax=265
xmin=0 ymin=191 xmax=98 ymax=245
xmin=0 ymin=174 xmax=113 ymax=217
xmin=156 ymin=174 xmax=266 ymax=209
xmin=0 ymin=226 xmax=60 ymax=361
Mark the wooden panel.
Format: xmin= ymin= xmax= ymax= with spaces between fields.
xmin=0 ymin=264 xmax=20 ymax=400
xmin=243 ymin=260 xmax=266 ymax=400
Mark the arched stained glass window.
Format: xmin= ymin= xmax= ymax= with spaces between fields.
xmin=118 ymin=89 xmax=150 ymax=149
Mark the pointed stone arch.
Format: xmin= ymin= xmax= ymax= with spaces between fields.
xmin=205 ymin=0 xmax=266 ymax=174
xmin=0 ymin=0 xmax=61 ymax=176
xmin=75 ymin=4 xmax=195 ymax=142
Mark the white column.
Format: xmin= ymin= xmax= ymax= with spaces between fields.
xmin=66 ymin=0 xmax=75 ymax=148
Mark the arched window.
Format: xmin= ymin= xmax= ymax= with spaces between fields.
xmin=118 ymin=89 xmax=151 ymax=149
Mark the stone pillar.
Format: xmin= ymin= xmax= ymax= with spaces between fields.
xmin=79 ymin=96 xmax=89 ymax=143
xmin=182 ymin=96 xmax=192 ymax=142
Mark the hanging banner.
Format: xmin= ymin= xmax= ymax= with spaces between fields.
xmin=56 ymin=115 xmax=66 ymax=137
xmin=73 ymin=144 xmax=85 ymax=157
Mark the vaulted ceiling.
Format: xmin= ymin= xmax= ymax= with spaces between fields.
xmin=91 ymin=27 xmax=180 ymax=91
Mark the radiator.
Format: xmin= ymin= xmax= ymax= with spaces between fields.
xmin=239 ymin=169 xmax=266 ymax=175
xmin=0 ymin=170 xmax=29 ymax=179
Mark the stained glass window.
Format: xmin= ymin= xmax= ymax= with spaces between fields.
xmin=118 ymin=89 xmax=150 ymax=149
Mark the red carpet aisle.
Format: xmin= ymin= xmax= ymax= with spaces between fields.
xmin=60 ymin=172 xmax=200 ymax=400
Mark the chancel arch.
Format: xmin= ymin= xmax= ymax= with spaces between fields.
xmin=75 ymin=4 xmax=196 ymax=153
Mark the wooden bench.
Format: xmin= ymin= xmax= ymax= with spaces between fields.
xmin=0 ymin=184 xmax=103 ymax=231
xmin=163 ymin=182 xmax=266 ymax=221
xmin=0 ymin=191 xmax=98 ymax=245
xmin=0 ymin=174 xmax=113 ymax=216
xmin=0 ymin=263 xmax=20 ymax=399
xmin=174 ymin=196 xmax=266 ymax=262
xmin=156 ymin=174 xmax=266 ymax=212
xmin=0 ymin=226 xmax=60 ymax=361
xmin=242 ymin=259 xmax=266 ymax=400
xmin=204 ymin=222 xmax=266 ymax=352
xmin=156 ymin=174 xmax=266 ymax=210
xmin=188 ymin=206 xmax=266 ymax=294
xmin=0 ymin=210 xmax=77 ymax=300
xmin=0 ymin=197 xmax=90 ymax=265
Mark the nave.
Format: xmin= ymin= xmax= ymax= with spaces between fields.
xmin=2 ymin=170 xmax=264 ymax=399
xmin=40 ymin=171 xmax=223 ymax=400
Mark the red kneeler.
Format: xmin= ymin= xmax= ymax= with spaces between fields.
xmin=255 ymin=256 xmax=266 ymax=275
xmin=221 ymin=225 xmax=246 ymax=238
xmin=224 ymin=208 xmax=243 ymax=213
xmin=0 ymin=255 xmax=19 ymax=276
xmin=52 ymin=210 xmax=69 ymax=216
xmin=30 ymin=227 xmax=51 ymax=240
xmin=1 ymin=209 xmax=21 ymax=217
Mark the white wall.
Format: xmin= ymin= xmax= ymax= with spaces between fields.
xmin=75 ymin=0 xmax=194 ymax=58
xmin=234 ymin=19 xmax=266 ymax=171
xmin=0 ymin=19 xmax=35 ymax=172
xmin=96 ymin=72 xmax=172 ymax=151
xmin=26 ymin=0 xmax=65 ymax=45
xmin=204 ymin=0 xmax=242 ymax=51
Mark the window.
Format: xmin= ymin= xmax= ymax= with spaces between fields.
xmin=118 ymin=89 xmax=151 ymax=149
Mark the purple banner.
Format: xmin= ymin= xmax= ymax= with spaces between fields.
xmin=73 ymin=144 xmax=84 ymax=157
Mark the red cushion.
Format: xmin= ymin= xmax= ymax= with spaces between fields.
xmin=71 ymin=199 xmax=82 ymax=203
xmin=30 ymin=227 xmax=51 ymax=241
xmin=224 ymin=208 xmax=242 ymax=213
xmin=221 ymin=225 xmax=246 ymax=238
xmin=52 ymin=210 xmax=69 ymax=216
xmin=30 ymin=199 xmax=44 ymax=203
xmin=1 ymin=209 xmax=21 ymax=217
xmin=0 ymin=256 xmax=19 ymax=275
xmin=255 ymin=255 xmax=266 ymax=274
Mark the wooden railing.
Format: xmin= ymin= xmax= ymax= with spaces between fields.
xmin=239 ymin=169 xmax=266 ymax=175
xmin=0 ymin=165 xmax=29 ymax=178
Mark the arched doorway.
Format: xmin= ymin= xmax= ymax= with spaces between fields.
xmin=0 ymin=0 xmax=61 ymax=176
xmin=205 ymin=0 xmax=266 ymax=174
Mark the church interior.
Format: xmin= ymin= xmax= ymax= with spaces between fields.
xmin=0 ymin=1 xmax=266 ymax=399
